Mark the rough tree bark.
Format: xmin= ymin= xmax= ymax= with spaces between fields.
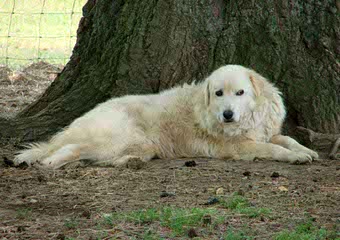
xmin=0 ymin=0 xmax=339 ymax=149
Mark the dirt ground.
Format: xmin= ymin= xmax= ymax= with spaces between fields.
xmin=0 ymin=63 xmax=339 ymax=239
xmin=0 ymin=62 xmax=62 ymax=118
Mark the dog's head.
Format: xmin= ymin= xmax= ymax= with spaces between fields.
xmin=204 ymin=65 xmax=265 ymax=124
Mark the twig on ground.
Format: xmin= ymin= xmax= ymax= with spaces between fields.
xmin=329 ymin=138 xmax=340 ymax=160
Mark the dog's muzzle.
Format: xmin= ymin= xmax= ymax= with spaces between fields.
xmin=223 ymin=110 xmax=234 ymax=123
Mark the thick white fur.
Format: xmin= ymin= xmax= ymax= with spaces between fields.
xmin=14 ymin=65 xmax=318 ymax=169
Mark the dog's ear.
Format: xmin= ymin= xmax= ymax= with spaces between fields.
xmin=249 ymin=72 xmax=265 ymax=97
xmin=205 ymin=82 xmax=210 ymax=106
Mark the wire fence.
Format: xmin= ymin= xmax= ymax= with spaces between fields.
xmin=0 ymin=0 xmax=87 ymax=69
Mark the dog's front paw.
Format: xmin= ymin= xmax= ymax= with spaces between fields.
xmin=305 ymin=149 xmax=319 ymax=160
xmin=288 ymin=152 xmax=313 ymax=164
xmin=291 ymin=146 xmax=319 ymax=160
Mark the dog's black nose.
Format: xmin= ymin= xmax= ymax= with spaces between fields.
xmin=223 ymin=110 xmax=234 ymax=121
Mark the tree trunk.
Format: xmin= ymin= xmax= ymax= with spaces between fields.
xmin=0 ymin=0 xmax=339 ymax=145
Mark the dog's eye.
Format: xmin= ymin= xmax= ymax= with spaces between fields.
xmin=215 ymin=90 xmax=223 ymax=97
xmin=236 ymin=90 xmax=244 ymax=96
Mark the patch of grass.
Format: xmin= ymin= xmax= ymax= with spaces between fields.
xmin=222 ymin=194 xmax=250 ymax=210
xmin=102 ymin=207 xmax=224 ymax=237
xmin=220 ymin=193 xmax=271 ymax=218
xmin=129 ymin=208 xmax=161 ymax=225
xmin=274 ymin=220 xmax=338 ymax=240
xmin=224 ymin=228 xmax=254 ymax=240
xmin=16 ymin=207 xmax=32 ymax=219
xmin=159 ymin=207 xmax=223 ymax=234
xmin=237 ymin=206 xmax=271 ymax=218
xmin=99 ymin=195 xmax=273 ymax=238
xmin=141 ymin=230 xmax=159 ymax=240
xmin=102 ymin=213 xmax=115 ymax=226
xmin=64 ymin=218 xmax=79 ymax=229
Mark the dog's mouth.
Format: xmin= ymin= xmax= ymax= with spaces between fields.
xmin=223 ymin=119 xmax=234 ymax=123
xmin=217 ymin=114 xmax=236 ymax=124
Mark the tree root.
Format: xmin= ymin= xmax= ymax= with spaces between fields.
xmin=295 ymin=127 xmax=340 ymax=159
xmin=329 ymin=138 xmax=340 ymax=160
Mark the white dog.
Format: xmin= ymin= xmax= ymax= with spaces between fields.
xmin=14 ymin=65 xmax=318 ymax=169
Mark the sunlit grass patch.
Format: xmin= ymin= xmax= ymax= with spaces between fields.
xmin=224 ymin=228 xmax=254 ymax=240
xmin=219 ymin=193 xmax=272 ymax=218
xmin=98 ymin=193 xmax=275 ymax=238
xmin=16 ymin=207 xmax=32 ymax=219
xmin=103 ymin=207 xmax=223 ymax=236
xmin=274 ymin=220 xmax=338 ymax=240
xmin=64 ymin=217 xmax=79 ymax=229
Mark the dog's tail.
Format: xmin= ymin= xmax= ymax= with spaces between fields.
xmin=14 ymin=131 xmax=67 ymax=166
xmin=14 ymin=143 xmax=50 ymax=165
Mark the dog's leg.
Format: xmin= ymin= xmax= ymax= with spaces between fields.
xmin=96 ymin=155 xmax=148 ymax=169
xmin=270 ymin=135 xmax=319 ymax=159
xmin=38 ymin=144 xmax=83 ymax=169
xmin=230 ymin=142 xmax=314 ymax=164
xmin=94 ymin=143 xmax=158 ymax=167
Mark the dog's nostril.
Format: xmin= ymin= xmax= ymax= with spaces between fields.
xmin=223 ymin=110 xmax=234 ymax=120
